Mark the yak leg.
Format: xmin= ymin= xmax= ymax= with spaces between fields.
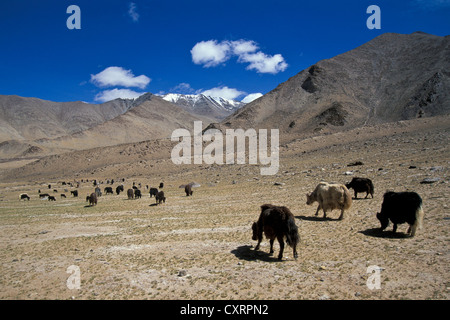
xmin=338 ymin=208 xmax=345 ymax=220
xmin=315 ymin=204 xmax=321 ymax=216
xmin=254 ymin=238 xmax=262 ymax=251
xmin=277 ymin=235 xmax=285 ymax=260
xmin=393 ymin=223 xmax=398 ymax=233
xmin=269 ymin=239 xmax=275 ymax=254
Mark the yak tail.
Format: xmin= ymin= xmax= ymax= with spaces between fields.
xmin=285 ymin=216 xmax=300 ymax=248
xmin=410 ymin=203 xmax=424 ymax=237
xmin=342 ymin=185 xmax=352 ymax=210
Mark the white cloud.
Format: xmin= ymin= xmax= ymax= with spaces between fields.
xmin=191 ymin=40 xmax=232 ymax=67
xmin=241 ymin=93 xmax=263 ymax=103
xmin=230 ymin=40 xmax=259 ymax=55
xmin=238 ymin=52 xmax=288 ymax=74
xmin=90 ymin=66 xmax=150 ymax=89
xmin=128 ymin=2 xmax=139 ymax=22
xmin=94 ymin=88 xmax=146 ymax=102
xmin=202 ymin=86 xmax=245 ymax=100
xmin=191 ymin=39 xmax=287 ymax=74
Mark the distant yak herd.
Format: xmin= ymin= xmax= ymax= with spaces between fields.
xmin=18 ymin=175 xmax=424 ymax=261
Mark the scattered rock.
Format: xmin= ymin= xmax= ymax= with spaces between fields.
xmin=273 ymin=182 xmax=285 ymax=186
xmin=178 ymin=270 xmax=187 ymax=277
xmin=347 ymin=161 xmax=364 ymax=167
xmin=420 ymin=177 xmax=441 ymax=184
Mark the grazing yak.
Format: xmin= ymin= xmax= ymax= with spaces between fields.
xmin=252 ymin=204 xmax=300 ymax=261
xmin=127 ymin=188 xmax=134 ymax=200
xmin=185 ymin=184 xmax=193 ymax=196
xmin=377 ymin=191 xmax=424 ymax=237
xmin=95 ymin=187 xmax=102 ymax=197
xmin=345 ymin=177 xmax=374 ymax=199
xmin=149 ymin=188 xmax=158 ymax=197
xmin=134 ymin=189 xmax=142 ymax=199
xmin=71 ymin=190 xmax=78 ymax=197
xmin=116 ymin=185 xmax=124 ymax=195
xmin=20 ymin=193 xmax=30 ymax=201
xmin=86 ymin=193 xmax=97 ymax=206
xmin=104 ymin=187 xmax=114 ymax=195
xmin=61 ymin=194 xmax=66 ymax=198
xmin=48 ymin=196 xmax=56 ymax=201
xmin=155 ymin=191 xmax=166 ymax=204
xmin=306 ymin=182 xmax=352 ymax=220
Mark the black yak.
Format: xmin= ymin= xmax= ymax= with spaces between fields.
xmin=345 ymin=177 xmax=374 ymax=199
xmin=149 ymin=188 xmax=158 ymax=197
xmin=134 ymin=189 xmax=142 ymax=199
xmin=20 ymin=193 xmax=30 ymax=201
xmin=252 ymin=204 xmax=300 ymax=260
xmin=116 ymin=185 xmax=124 ymax=195
xmin=185 ymin=184 xmax=193 ymax=196
xmin=155 ymin=191 xmax=166 ymax=204
xmin=104 ymin=187 xmax=114 ymax=195
xmin=86 ymin=192 xmax=97 ymax=206
xmin=376 ymin=191 xmax=424 ymax=237
xmin=127 ymin=188 xmax=134 ymax=199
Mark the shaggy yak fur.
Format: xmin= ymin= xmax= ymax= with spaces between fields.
xmin=155 ymin=191 xmax=166 ymax=204
xmin=185 ymin=184 xmax=193 ymax=196
xmin=127 ymin=188 xmax=134 ymax=200
xmin=306 ymin=182 xmax=352 ymax=220
xmin=86 ymin=192 xmax=97 ymax=206
xmin=345 ymin=177 xmax=374 ymax=199
xmin=252 ymin=204 xmax=300 ymax=261
xmin=377 ymin=191 xmax=424 ymax=237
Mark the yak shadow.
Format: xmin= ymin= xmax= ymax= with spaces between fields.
xmin=351 ymin=197 xmax=371 ymax=201
xmin=231 ymin=245 xmax=280 ymax=263
xmin=359 ymin=228 xmax=411 ymax=239
xmin=295 ymin=215 xmax=341 ymax=222
xmin=149 ymin=203 xmax=159 ymax=207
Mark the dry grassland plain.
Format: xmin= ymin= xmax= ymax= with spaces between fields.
xmin=0 ymin=117 xmax=449 ymax=300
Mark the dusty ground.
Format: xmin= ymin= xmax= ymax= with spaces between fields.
xmin=0 ymin=116 xmax=449 ymax=300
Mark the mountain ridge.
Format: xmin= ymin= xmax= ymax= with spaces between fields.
xmin=217 ymin=32 xmax=450 ymax=138
xmin=161 ymin=93 xmax=246 ymax=121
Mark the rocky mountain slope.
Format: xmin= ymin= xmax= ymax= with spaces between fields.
xmin=0 ymin=94 xmax=155 ymax=142
xmin=218 ymin=32 xmax=450 ymax=137
xmin=27 ymin=94 xmax=203 ymax=152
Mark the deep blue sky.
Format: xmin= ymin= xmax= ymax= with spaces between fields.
xmin=0 ymin=0 xmax=449 ymax=103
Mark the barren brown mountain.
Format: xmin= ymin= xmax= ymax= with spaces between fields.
xmin=0 ymin=94 xmax=203 ymax=159
xmin=217 ymin=32 xmax=450 ymax=139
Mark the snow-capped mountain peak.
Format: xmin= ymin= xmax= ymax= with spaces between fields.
xmin=161 ymin=93 xmax=246 ymax=121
